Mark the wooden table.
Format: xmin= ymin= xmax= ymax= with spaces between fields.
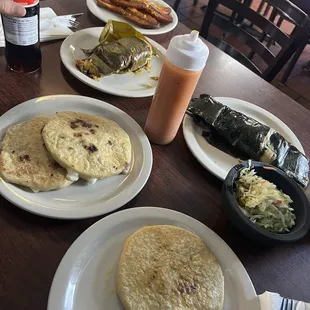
xmin=1 ymin=0 xmax=310 ymax=308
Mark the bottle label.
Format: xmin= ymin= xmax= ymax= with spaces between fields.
xmin=13 ymin=0 xmax=39 ymax=7
xmin=2 ymin=15 xmax=38 ymax=46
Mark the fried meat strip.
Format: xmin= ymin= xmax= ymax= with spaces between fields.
xmin=143 ymin=3 xmax=173 ymax=23
xmin=125 ymin=7 xmax=160 ymax=28
xmin=159 ymin=6 xmax=171 ymax=15
xmin=139 ymin=0 xmax=172 ymax=15
xmin=96 ymin=0 xmax=159 ymax=28
xmin=97 ymin=0 xmax=126 ymax=14
xmin=110 ymin=0 xmax=147 ymax=10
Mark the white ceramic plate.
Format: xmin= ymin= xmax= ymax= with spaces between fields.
xmin=60 ymin=27 xmax=166 ymax=98
xmin=0 ymin=95 xmax=152 ymax=219
xmin=47 ymin=207 xmax=260 ymax=310
xmin=183 ymin=97 xmax=305 ymax=180
xmin=86 ymin=0 xmax=178 ymax=36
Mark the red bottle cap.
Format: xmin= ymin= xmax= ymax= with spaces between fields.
xmin=13 ymin=0 xmax=38 ymax=4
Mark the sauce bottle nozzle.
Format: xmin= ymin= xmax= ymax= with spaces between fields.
xmin=166 ymin=30 xmax=209 ymax=71
xmin=189 ymin=30 xmax=199 ymax=42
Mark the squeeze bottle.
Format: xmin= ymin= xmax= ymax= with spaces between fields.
xmin=144 ymin=30 xmax=209 ymax=145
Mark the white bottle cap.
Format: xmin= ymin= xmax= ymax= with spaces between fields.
xmin=166 ymin=30 xmax=209 ymax=71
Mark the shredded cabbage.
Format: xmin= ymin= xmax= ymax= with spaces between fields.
xmin=235 ymin=165 xmax=295 ymax=233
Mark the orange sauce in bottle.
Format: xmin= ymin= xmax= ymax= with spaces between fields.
xmin=144 ymin=30 xmax=209 ymax=145
xmin=144 ymin=59 xmax=202 ymax=145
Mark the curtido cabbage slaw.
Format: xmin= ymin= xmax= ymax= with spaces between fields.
xmin=235 ymin=162 xmax=296 ymax=233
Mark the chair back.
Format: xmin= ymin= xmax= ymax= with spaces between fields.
xmin=200 ymin=0 xmax=310 ymax=81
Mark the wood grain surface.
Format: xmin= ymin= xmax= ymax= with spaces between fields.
xmin=0 ymin=0 xmax=310 ymax=309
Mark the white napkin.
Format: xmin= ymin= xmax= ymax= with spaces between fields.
xmin=0 ymin=7 xmax=74 ymax=47
xmin=259 ymin=291 xmax=310 ymax=310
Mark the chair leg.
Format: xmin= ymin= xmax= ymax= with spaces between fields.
xmin=173 ymin=0 xmax=181 ymax=12
xmin=281 ymin=39 xmax=308 ymax=84
xmin=200 ymin=0 xmax=218 ymax=39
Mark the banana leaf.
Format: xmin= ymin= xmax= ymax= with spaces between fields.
xmin=83 ymin=20 xmax=153 ymax=56
xmin=117 ymin=37 xmax=151 ymax=71
xmin=95 ymin=43 xmax=132 ymax=72
xmin=77 ymin=20 xmax=154 ymax=79
xmin=99 ymin=20 xmax=150 ymax=46
xmin=76 ymin=54 xmax=114 ymax=80
xmin=187 ymin=94 xmax=310 ymax=187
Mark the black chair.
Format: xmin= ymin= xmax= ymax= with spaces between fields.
xmin=200 ymin=0 xmax=310 ymax=82
xmin=256 ymin=0 xmax=272 ymax=18
xmin=262 ymin=0 xmax=310 ymax=83
xmin=281 ymin=33 xmax=309 ymax=83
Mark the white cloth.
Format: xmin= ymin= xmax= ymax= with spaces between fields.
xmin=258 ymin=291 xmax=310 ymax=310
xmin=0 ymin=7 xmax=73 ymax=47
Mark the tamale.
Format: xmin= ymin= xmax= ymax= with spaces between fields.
xmin=76 ymin=54 xmax=114 ymax=80
xmin=117 ymin=37 xmax=151 ymax=71
xmin=95 ymin=43 xmax=132 ymax=72
xmin=187 ymin=94 xmax=309 ymax=187
xmin=98 ymin=20 xmax=153 ymax=52
xmin=76 ymin=20 xmax=153 ymax=79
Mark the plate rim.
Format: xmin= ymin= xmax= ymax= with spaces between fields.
xmin=60 ymin=27 xmax=166 ymax=98
xmin=0 ymin=94 xmax=153 ymax=219
xmin=47 ymin=206 xmax=258 ymax=310
xmin=86 ymin=0 xmax=178 ymax=36
xmin=182 ymin=96 xmax=305 ymax=180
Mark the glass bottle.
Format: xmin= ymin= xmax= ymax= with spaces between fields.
xmin=1 ymin=0 xmax=42 ymax=73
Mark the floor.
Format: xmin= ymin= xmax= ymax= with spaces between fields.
xmin=165 ymin=0 xmax=310 ymax=111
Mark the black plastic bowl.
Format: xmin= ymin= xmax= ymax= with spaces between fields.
xmin=222 ymin=161 xmax=310 ymax=246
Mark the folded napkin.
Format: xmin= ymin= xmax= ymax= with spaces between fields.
xmin=259 ymin=291 xmax=310 ymax=310
xmin=0 ymin=7 xmax=74 ymax=47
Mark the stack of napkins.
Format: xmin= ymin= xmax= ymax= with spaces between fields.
xmin=259 ymin=291 xmax=310 ymax=309
xmin=0 ymin=7 xmax=74 ymax=47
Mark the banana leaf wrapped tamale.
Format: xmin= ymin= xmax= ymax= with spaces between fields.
xmin=76 ymin=20 xmax=153 ymax=80
xmin=187 ymin=94 xmax=309 ymax=187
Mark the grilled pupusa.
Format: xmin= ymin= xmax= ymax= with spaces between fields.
xmin=42 ymin=111 xmax=132 ymax=184
xmin=0 ymin=116 xmax=73 ymax=192
xmin=117 ymin=225 xmax=224 ymax=310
